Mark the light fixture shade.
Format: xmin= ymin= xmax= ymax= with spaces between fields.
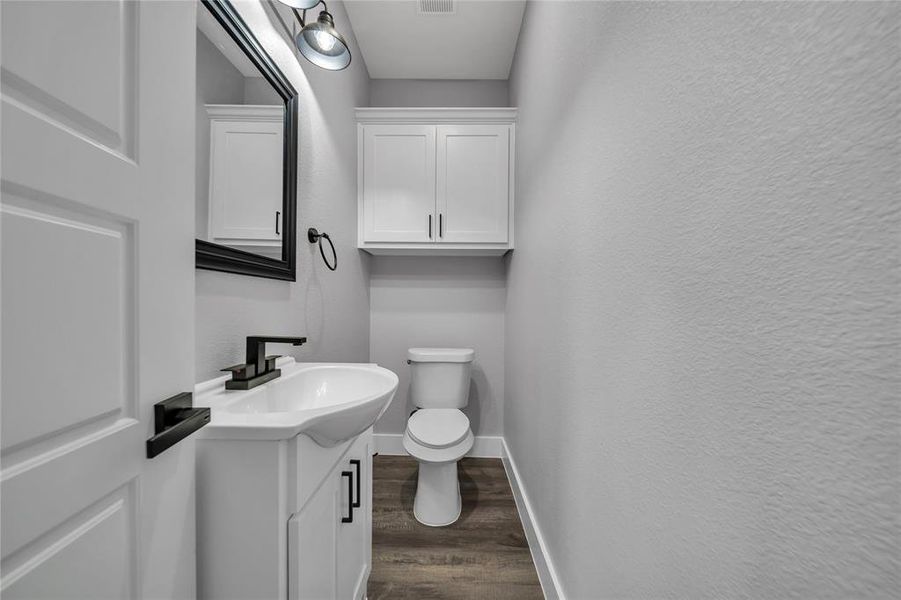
xmin=275 ymin=0 xmax=321 ymax=9
xmin=296 ymin=11 xmax=351 ymax=71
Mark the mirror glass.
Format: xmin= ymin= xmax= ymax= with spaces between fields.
xmin=196 ymin=3 xmax=286 ymax=259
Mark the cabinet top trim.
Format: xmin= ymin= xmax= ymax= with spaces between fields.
xmin=355 ymin=107 xmax=517 ymax=124
xmin=205 ymin=104 xmax=285 ymax=120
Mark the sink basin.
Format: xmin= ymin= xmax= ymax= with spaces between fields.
xmin=194 ymin=358 xmax=398 ymax=446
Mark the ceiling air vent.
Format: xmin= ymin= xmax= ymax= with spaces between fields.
xmin=418 ymin=0 xmax=455 ymax=15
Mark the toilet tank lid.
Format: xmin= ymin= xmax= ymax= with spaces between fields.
xmin=408 ymin=348 xmax=474 ymax=363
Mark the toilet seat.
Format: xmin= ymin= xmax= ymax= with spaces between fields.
xmin=403 ymin=428 xmax=474 ymax=465
xmin=407 ymin=409 xmax=470 ymax=449
xmin=403 ymin=409 xmax=474 ymax=465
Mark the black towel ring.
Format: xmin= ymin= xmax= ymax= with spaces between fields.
xmin=308 ymin=228 xmax=337 ymax=271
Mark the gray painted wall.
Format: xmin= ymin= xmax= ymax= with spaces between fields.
xmin=369 ymin=78 xmax=508 ymax=107
xmin=370 ymin=257 xmax=505 ymax=436
xmin=507 ymin=2 xmax=900 ymax=598
xmin=195 ymin=0 xmax=372 ymax=381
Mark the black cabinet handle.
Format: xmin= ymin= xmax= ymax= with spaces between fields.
xmin=350 ymin=459 xmax=361 ymax=508
xmin=439 ymin=213 xmax=443 ymax=238
xmin=146 ymin=393 xmax=210 ymax=459
xmin=275 ymin=211 xmax=280 ymax=235
xmin=428 ymin=214 xmax=432 ymax=239
xmin=341 ymin=470 xmax=354 ymax=523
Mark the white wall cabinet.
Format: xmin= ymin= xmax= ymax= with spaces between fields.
xmin=357 ymin=108 xmax=516 ymax=255
xmin=206 ymin=104 xmax=283 ymax=251
xmin=197 ymin=428 xmax=373 ymax=600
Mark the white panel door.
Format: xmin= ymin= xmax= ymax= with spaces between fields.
xmin=362 ymin=124 xmax=436 ymax=243
xmin=208 ymin=117 xmax=283 ymax=242
xmin=1 ymin=1 xmax=196 ymax=598
xmin=436 ymin=124 xmax=510 ymax=243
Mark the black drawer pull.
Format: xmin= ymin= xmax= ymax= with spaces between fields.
xmin=341 ymin=470 xmax=353 ymax=523
xmin=350 ymin=459 xmax=361 ymax=508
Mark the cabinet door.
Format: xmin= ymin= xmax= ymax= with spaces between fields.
xmin=289 ymin=432 xmax=372 ymax=600
xmin=288 ymin=470 xmax=340 ymax=600
xmin=362 ymin=124 xmax=436 ymax=242
xmin=436 ymin=124 xmax=510 ymax=243
xmin=209 ymin=119 xmax=283 ymax=242
xmin=337 ymin=435 xmax=372 ymax=600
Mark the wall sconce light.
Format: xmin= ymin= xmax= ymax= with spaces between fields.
xmin=276 ymin=0 xmax=352 ymax=71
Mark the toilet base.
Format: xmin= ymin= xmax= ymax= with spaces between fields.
xmin=413 ymin=460 xmax=462 ymax=527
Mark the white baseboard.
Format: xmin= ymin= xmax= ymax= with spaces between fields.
xmin=373 ymin=433 xmax=504 ymax=458
xmin=502 ymin=439 xmax=566 ymax=600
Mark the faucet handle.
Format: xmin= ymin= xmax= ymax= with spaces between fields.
xmin=221 ymin=363 xmax=256 ymax=380
xmin=264 ymin=355 xmax=282 ymax=373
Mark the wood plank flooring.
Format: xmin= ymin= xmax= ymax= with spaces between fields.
xmin=368 ymin=456 xmax=544 ymax=600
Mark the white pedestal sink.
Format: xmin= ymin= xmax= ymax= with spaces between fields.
xmin=194 ymin=357 xmax=398 ymax=445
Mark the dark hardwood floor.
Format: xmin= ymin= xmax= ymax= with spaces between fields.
xmin=368 ymin=455 xmax=544 ymax=600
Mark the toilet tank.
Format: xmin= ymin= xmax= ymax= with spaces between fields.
xmin=408 ymin=348 xmax=474 ymax=409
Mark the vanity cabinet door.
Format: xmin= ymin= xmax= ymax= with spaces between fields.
xmin=361 ymin=124 xmax=436 ymax=243
xmin=436 ymin=124 xmax=511 ymax=243
xmin=288 ymin=470 xmax=340 ymax=599
xmin=337 ymin=435 xmax=373 ymax=600
xmin=289 ymin=429 xmax=372 ymax=600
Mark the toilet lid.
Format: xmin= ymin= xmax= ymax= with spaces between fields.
xmin=407 ymin=409 xmax=470 ymax=449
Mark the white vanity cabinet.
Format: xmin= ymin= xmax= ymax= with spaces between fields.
xmin=356 ymin=108 xmax=516 ymax=255
xmin=205 ymin=104 xmax=283 ymax=251
xmin=196 ymin=428 xmax=373 ymax=600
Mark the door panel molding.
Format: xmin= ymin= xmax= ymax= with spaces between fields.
xmin=1 ymin=482 xmax=138 ymax=599
xmin=1 ymin=199 xmax=136 ymax=452
xmin=0 ymin=420 xmax=141 ymax=560
xmin=0 ymin=0 xmax=138 ymax=158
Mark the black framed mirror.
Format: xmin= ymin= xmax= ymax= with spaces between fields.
xmin=195 ymin=0 xmax=298 ymax=281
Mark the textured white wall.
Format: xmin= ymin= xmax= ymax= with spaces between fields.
xmin=507 ymin=2 xmax=900 ymax=598
xmin=370 ymin=257 xmax=505 ymax=436
xmin=369 ymin=78 xmax=509 ymax=107
xmin=195 ymin=0 xmax=372 ymax=380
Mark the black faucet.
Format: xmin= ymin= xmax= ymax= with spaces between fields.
xmin=222 ymin=336 xmax=307 ymax=390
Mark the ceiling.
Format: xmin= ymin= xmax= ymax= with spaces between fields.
xmin=343 ymin=0 xmax=526 ymax=80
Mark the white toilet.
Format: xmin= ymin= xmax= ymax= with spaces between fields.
xmin=402 ymin=347 xmax=475 ymax=526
